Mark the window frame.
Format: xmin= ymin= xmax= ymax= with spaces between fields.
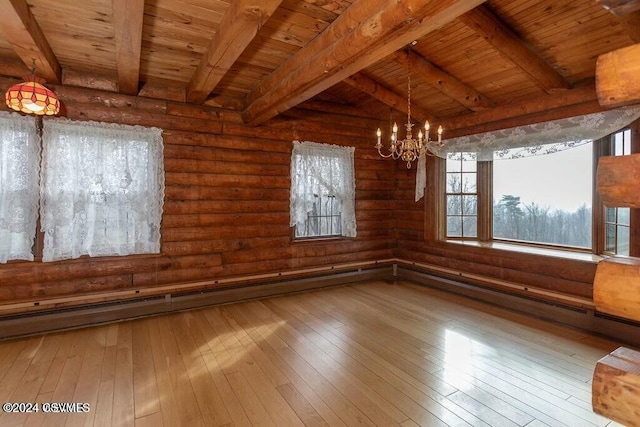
xmin=434 ymin=119 xmax=639 ymax=257
xmin=0 ymin=116 xmax=164 ymax=263
xmin=445 ymin=153 xmax=479 ymax=239
xmin=289 ymin=141 xmax=356 ymax=241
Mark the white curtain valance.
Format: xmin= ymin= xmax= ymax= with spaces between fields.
xmin=434 ymin=107 xmax=640 ymax=161
xmin=290 ymin=141 xmax=356 ymax=237
xmin=0 ymin=112 xmax=40 ymax=263
xmin=41 ymin=118 xmax=164 ymax=262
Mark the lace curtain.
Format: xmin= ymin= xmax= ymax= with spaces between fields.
xmin=0 ymin=112 xmax=39 ymax=263
xmin=434 ymin=107 xmax=640 ymax=161
xmin=41 ymin=119 xmax=164 ymax=262
xmin=290 ymin=141 xmax=357 ymax=237
xmin=415 ymin=107 xmax=640 ymax=201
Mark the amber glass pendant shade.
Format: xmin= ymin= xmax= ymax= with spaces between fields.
xmin=5 ymin=77 xmax=60 ymax=116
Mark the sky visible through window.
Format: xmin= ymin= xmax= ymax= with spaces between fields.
xmin=493 ymin=142 xmax=593 ymax=212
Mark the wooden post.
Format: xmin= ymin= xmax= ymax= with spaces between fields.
xmin=592 ymin=347 xmax=640 ymax=427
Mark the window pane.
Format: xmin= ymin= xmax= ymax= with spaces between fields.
xmin=462 ymin=173 xmax=477 ymax=192
xmin=618 ymin=207 xmax=630 ymax=226
xmin=447 ymin=195 xmax=462 ymax=215
xmin=462 ymin=159 xmax=477 ymax=172
xmin=605 ymin=224 xmax=616 ymax=252
xmin=617 ymin=225 xmax=630 ymax=256
xmin=463 ymin=195 xmax=477 ymax=215
xmin=446 ymin=157 xmax=462 ymax=172
xmin=463 ymin=216 xmax=477 ymax=237
xmin=493 ymin=142 xmax=592 ymax=248
xmin=606 ymin=207 xmax=616 ymax=223
xmin=447 ymin=173 xmax=462 ymax=193
xmin=447 ymin=216 xmax=462 ymax=237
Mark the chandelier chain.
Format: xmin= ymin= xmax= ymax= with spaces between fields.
xmin=374 ymin=44 xmax=444 ymax=168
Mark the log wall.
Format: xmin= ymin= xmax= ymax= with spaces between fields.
xmin=0 ymin=83 xmax=396 ymax=314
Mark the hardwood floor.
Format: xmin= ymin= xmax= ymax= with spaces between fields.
xmin=0 ymin=280 xmax=628 ymax=427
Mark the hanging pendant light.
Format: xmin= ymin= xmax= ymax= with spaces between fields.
xmin=5 ymin=61 xmax=60 ymax=116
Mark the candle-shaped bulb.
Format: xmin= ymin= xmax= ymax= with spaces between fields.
xmin=424 ymin=120 xmax=430 ymax=132
xmin=437 ymin=125 xmax=443 ymax=142
xmin=392 ymin=122 xmax=398 ymax=133
xmin=418 ymin=129 xmax=423 ymax=141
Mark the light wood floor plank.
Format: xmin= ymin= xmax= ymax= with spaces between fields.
xmin=0 ymin=280 xmax=628 ymax=427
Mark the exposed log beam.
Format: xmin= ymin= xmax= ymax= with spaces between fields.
xmin=619 ymin=11 xmax=640 ymax=42
xmin=459 ymin=5 xmax=569 ymax=93
xmin=112 ymin=0 xmax=144 ymax=95
xmin=596 ymin=43 xmax=640 ymax=108
xmin=344 ymin=72 xmax=435 ymax=123
xmin=0 ymin=0 xmax=61 ymax=83
xmin=187 ymin=0 xmax=284 ymax=104
xmin=297 ymin=99 xmax=380 ymax=119
xmin=444 ymin=83 xmax=599 ymax=137
xmin=597 ymin=0 xmax=640 ymax=16
xmin=242 ymin=0 xmax=488 ymax=125
xmin=392 ymin=50 xmax=494 ymax=111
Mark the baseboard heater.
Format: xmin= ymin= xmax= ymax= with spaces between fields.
xmin=0 ymin=262 xmax=394 ymax=340
xmin=2 ymin=259 xmax=639 ymax=347
xmin=393 ymin=260 xmax=640 ymax=348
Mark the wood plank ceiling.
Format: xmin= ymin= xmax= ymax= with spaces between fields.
xmin=0 ymin=0 xmax=637 ymax=135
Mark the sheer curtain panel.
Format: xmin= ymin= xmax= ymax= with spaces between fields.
xmin=290 ymin=141 xmax=356 ymax=237
xmin=41 ymin=119 xmax=164 ymax=262
xmin=0 ymin=112 xmax=39 ymax=263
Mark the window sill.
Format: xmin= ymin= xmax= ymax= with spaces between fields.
xmin=293 ymin=236 xmax=353 ymax=244
xmin=445 ymin=239 xmax=603 ymax=263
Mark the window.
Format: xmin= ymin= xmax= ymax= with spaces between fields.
xmin=0 ymin=113 xmax=39 ymax=263
xmin=290 ymin=141 xmax=356 ymax=239
xmin=40 ymin=119 xmax=164 ymax=262
xmin=604 ymin=129 xmax=631 ymax=255
xmin=438 ymin=108 xmax=640 ymax=255
xmin=492 ymin=142 xmax=592 ymax=248
xmin=446 ymin=153 xmax=477 ymax=238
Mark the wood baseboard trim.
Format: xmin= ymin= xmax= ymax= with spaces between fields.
xmin=0 ymin=266 xmax=394 ymax=340
xmin=396 ymin=266 xmax=640 ymax=347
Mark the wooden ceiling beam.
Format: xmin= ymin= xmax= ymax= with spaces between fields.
xmin=112 ymin=0 xmax=144 ymax=95
xmin=443 ymin=83 xmax=598 ymax=137
xmin=186 ymin=0 xmax=284 ymax=104
xmin=344 ymin=72 xmax=435 ymax=123
xmin=459 ymin=5 xmax=570 ymax=93
xmin=392 ymin=51 xmax=494 ymax=111
xmin=597 ymin=0 xmax=640 ymax=16
xmin=0 ymin=0 xmax=61 ymax=83
xmin=617 ymin=11 xmax=640 ymax=42
xmin=242 ymin=0 xmax=487 ymax=125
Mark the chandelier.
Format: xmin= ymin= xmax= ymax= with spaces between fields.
xmin=375 ymin=54 xmax=443 ymax=168
xmin=5 ymin=61 xmax=60 ymax=116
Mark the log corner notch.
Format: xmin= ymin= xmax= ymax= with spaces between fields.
xmin=596 ymin=43 xmax=640 ymax=108
xmin=592 ymin=256 xmax=640 ymax=426
xmin=596 ymin=153 xmax=640 ymax=208
xmin=593 ymin=256 xmax=640 ymax=321
xmin=592 ymin=347 xmax=640 ymax=427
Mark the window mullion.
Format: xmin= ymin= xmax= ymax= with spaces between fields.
xmin=477 ymin=160 xmax=492 ymax=242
